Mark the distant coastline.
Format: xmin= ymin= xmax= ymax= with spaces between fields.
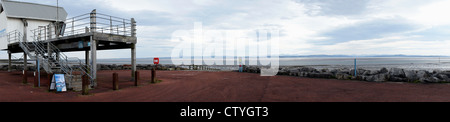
xmin=132 ymin=54 xmax=450 ymax=59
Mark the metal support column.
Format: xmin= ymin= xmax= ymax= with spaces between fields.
xmin=90 ymin=36 xmax=97 ymax=87
xmin=90 ymin=9 xmax=97 ymax=87
xmin=130 ymin=18 xmax=137 ymax=79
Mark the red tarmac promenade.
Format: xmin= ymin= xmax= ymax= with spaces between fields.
xmin=1 ymin=70 xmax=450 ymax=102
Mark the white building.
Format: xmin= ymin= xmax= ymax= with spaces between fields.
xmin=0 ymin=0 xmax=67 ymax=49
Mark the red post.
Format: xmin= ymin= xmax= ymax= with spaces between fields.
xmin=34 ymin=71 xmax=39 ymax=87
xmin=113 ymin=73 xmax=119 ymax=90
xmin=23 ymin=70 xmax=28 ymax=84
xmin=152 ymin=58 xmax=159 ymax=83
xmin=134 ymin=71 xmax=139 ymax=86
xmin=151 ymin=67 xmax=156 ymax=83
xmin=82 ymin=75 xmax=90 ymax=95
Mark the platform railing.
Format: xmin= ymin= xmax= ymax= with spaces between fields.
xmin=31 ymin=9 xmax=136 ymax=39
xmin=7 ymin=30 xmax=22 ymax=44
xmin=16 ymin=9 xmax=134 ymax=86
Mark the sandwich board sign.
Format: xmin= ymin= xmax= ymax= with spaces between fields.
xmin=50 ymin=74 xmax=67 ymax=92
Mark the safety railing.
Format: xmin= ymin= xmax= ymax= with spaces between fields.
xmin=31 ymin=9 xmax=137 ymax=40
xmin=7 ymin=30 xmax=21 ymax=44
xmin=15 ymin=29 xmax=93 ymax=83
xmin=13 ymin=9 xmax=133 ymax=86
xmin=46 ymin=42 xmax=94 ymax=84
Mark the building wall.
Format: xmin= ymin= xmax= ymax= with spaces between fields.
xmin=27 ymin=19 xmax=53 ymax=41
xmin=0 ymin=10 xmax=8 ymax=49
xmin=1 ymin=17 xmax=53 ymax=49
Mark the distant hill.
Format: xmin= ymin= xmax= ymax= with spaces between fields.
xmin=279 ymin=54 xmax=449 ymax=58
xmin=97 ymin=54 xmax=449 ymax=60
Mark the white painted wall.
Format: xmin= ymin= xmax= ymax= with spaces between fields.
xmin=26 ymin=19 xmax=53 ymax=41
xmin=1 ymin=17 xmax=53 ymax=49
xmin=0 ymin=10 xmax=8 ymax=49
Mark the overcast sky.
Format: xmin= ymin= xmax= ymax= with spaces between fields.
xmin=2 ymin=0 xmax=450 ymax=59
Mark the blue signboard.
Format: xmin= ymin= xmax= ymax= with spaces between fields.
xmin=78 ymin=41 xmax=83 ymax=49
xmin=54 ymin=74 xmax=67 ymax=92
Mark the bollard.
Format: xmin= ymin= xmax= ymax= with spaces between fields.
xmin=151 ymin=67 xmax=156 ymax=83
xmin=23 ymin=70 xmax=28 ymax=84
xmin=135 ymin=71 xmax=139 ymax=86
xmin=82 ymin=75 xmax=90 ymax=95
xmin=113 ymin=73 xmax=119 ymax=90
xmin=34 ymin=71 xmax=39 ymax=87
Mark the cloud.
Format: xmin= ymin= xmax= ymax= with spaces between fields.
xmin=2 ymin=0 xmax=450 ymax=60
xmin=319 ymin=36 xmax=450 ymax=56
xmin=295 ymin=0 xmax=371 ymax=16
xmin=318 ymin=17 xmax=418 ymax=45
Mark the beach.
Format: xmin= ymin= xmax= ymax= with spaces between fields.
xmin=2 ymin=69 xmax=450 ymax=102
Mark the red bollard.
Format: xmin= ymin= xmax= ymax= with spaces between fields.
xmin=113 ymin=73 xmax=119 ymax=90
xmin=151 ymin=67 xmax=156 ymax=83
xmin=34 ymin=71 xmax=39 ymax=87
xmin=23 ymin=70 xmax=28 ymax=84
xmin=134 ymin=71 xmax=139 ymax=86
xmin=82 ymin=75 xmax=90 ymax=95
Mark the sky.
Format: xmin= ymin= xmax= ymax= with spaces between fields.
xmin=2 ymin=0 xmax=450 ymax=59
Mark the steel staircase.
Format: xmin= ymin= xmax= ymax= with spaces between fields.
xmin=11 ymin=30 xmax=94 ymax=87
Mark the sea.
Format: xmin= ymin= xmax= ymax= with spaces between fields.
xmin=97 ymin=57 xmax=450 ymax=71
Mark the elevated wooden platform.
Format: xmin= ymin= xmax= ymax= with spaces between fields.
xmin=6 ymin=32 xmax=137 ymax=53
xmin=4 ymin=10 xmax=138 ymax=88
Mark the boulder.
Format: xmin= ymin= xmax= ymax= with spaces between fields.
xmin=433 ymin=70 xmax=441 ymax=74
xmin=417 ymin=70 xmax=429 ymax=79
xmin=361 ymin=75 xmax=373 ymax=81
xmin=277 ymin=70 xmax=288 ymax=75
xmin=362 ymin=70 xmax=371 ymax=76
xmin=389 ymin=77 xmax=407 ymax=82
xmin=308 ymin=73 xmax=334 ymax=79
xmin=436 ymin=74 xmax=449 ymax=82
xmin=336 ymin=73 xmax=350 ymax=80
xmin=299 ymin=72 xmax=309 ymax=77
xmin=321 ymin=73 xmax=335 ymax=79
xmin=247 ymin=66 xmax=258 ymax=73
xmin=0 ymin=65 xmax=7 ymax=71
xmin=380 ymin=67 xmax=389 ymax=74
xmin=339 ymin=68 xmax=350 ymax=74
xmin=289 ymin=69 xmax=300 ymax=76
xmin=404 ymin=70 xmax=418 ymax=81
xmin=321 ymin=68 xmax=330 ymax=73
xmin=420 ymin=77 xmax=440 ymax=83
xmin=330 ymin=69 xmax=339 ymax=75
xmin=350 ymin=69 xmax=357 ymax=76
xmin=299 ymin=67 xmax=314 ymax=72
xmin=373 ymin=74 xmax=388 ymax=82
xmin=353 ymin=69 xmax=366 ymax=76
xmin=110 ymin=64 xmax=118 ymax=70
xmin=389 ymin=68 xmax=406 ymax=78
